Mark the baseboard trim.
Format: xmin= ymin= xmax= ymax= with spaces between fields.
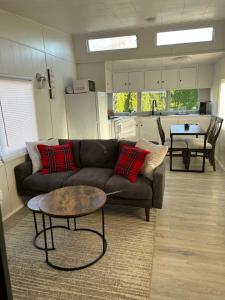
xmin=216 ymin=156 xmax=225 ymax=171
xmin=3 ymin=204 xmax=24 ymax=222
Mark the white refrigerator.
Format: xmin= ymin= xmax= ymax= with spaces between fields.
xmin=65 ymin=92 xmax=109 ymax=139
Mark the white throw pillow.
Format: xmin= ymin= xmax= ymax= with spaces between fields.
xmin=136 ymin=139 xmax=168 ymax=180
xmin=26 ymin=139 xmax=59 ymax=174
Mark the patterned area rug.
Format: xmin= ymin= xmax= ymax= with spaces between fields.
xmin=5 ymin=205 xmax=156 ymax=300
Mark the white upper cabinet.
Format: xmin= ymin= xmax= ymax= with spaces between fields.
xmin=113 ymin=72 xmax=129 ymax=92
xmin=145 ymin=70 xmax=161 ymax=90
xmin=179 ymin=67 xmax=197 ymax=89
xmin=161 ymin=69 xmax=178 ymax=89
xmin=128 ymin=71 xmax=144 ymax=91
xmin=197 ymin=65 xmax=213 ymax=88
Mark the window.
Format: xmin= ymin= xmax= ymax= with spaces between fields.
xmin=157 ymin=27 xmax=214 ymax=46
xmin=141 ymin=91 xmax=167 ymax=112
xmin=88 ymin=35 xmax=137 ymax=52
xmin=169 ymin=89 xmax=198 ymax=111
xmin=0 ymin=78 xmax=38 ymax=161
xmin=113 ymin=92 xmax=137 ymax=113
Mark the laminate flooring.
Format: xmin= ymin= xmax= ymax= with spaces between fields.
xmin=151 ymin=157 xmax=225 ymax=300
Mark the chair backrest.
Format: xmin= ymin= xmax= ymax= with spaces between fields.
xmin=157 ymin=117 xmax=165 ymax=145
xmin=206 ymin=115 xmax=217 ymax=135
xmin=208 ymin=117 xmax=223 ymax=147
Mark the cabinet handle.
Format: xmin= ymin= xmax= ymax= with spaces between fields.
xmin=128 ymin=82 xmax=131 ymax=85
xmin=125 ymin=82 xmax=127 ymax=85
xmin=162 ymin=81 xmax=165 ymax=83
xmin=180 ymin=79 xmax=182 ymax=82
xmin=157 ymin=81 xmax=159 ymax=84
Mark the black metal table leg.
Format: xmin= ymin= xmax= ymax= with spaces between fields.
xmin=42 ymin=213 xmax=49 ymax=263
xmin=73 ymin=218 xmax=76 ymax=231
xmin=41 ymin=208 xmax=107 ymax=271
xmin=49 ymin=216 xmax=55 ymax=250
xmin=202 ymin=134 xmax=207 ymax=172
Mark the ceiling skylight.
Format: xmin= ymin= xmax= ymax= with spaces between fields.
xmin=88 ymin=35 xmax=137 ymax=52
xmin=157 ymin=27 xmax=214 ymax=46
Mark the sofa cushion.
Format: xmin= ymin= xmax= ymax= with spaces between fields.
xmin=105 ymin=174 xmax=152 ymax=200
xmin=64 ymin=168 xmax=113 ymax=190
xmin=59 ymin=139 xmax=81 ymax=168
xmin=80 ymin=139 xmax=118 ymax=168
xmin=23 ymin=170 xmax=76 ymax=193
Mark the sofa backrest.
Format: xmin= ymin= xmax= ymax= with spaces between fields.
xmin=80 ymin=139 xmax=118 ymax=169
xmin=59 ymin=139 xmax=82 ymax=168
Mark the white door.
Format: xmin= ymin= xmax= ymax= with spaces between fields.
xmin=179 ymin=67 xmax=197 ymax=89
xmin=96 ymin=92 xmax=109 ymax=139
xmin=161 ymin=69 xmax=178 ymax=90
xmin=113 ymin=72 xmax=129 ymax=92
xmin=66 ymin=93 xmax=98 ymax=139
xmin=128 ymin=71 xmax=144 ymax=91
xmin=145 ymin=70 xmax=162 ymax=90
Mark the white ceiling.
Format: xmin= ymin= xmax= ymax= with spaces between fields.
xmin=111 ymin=52 xmax=225 ymax=71
xmin=0 ymin=0 xmax=225 ymax=35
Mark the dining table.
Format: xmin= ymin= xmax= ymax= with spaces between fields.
xmin=170 ymin=124 xmax=207 ymax=172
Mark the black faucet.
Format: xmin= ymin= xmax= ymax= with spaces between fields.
xmin=151 ymin=100 xmax=157 ymax=115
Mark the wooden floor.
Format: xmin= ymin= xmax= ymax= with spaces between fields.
xmin=150 ymin=157 xmax=225 ymax=299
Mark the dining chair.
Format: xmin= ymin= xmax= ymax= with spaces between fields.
xmin=156 ymin=117 xmax=188 ymax=163
xmin=186 ymin=116 xmax=223 ymax=171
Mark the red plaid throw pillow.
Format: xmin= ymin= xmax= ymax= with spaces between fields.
xmin=37 ymin=142 xmax=76 ymax=174
xmin=114 ymin=145 xmax=149 ymax=182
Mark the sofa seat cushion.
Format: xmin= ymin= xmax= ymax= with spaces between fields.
xmin=23 ymin=170 xmax=76 ymax=193
xmin=105 ymin=174 xmax=152 ymax=200
xmin=64 ymin=168 xmax=113 ymax=190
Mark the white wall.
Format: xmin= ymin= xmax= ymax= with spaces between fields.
xmin=211 ymin=56 xmax=225 ymax=169
xmin=74 ymin=20 xmax=225 ymax=90
xmin=0 ymin=9 xmax=77 ymax=219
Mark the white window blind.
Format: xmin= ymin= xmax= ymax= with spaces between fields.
xmin=0 ymin=78 xmax=38 ymax=161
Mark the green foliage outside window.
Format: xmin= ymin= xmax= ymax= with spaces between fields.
xmin=113 ymin=89 xmax=199 ymax=113
xmin=113 ymin=92 xmax=137 ymax=113
xmin=170 ymin=89 xmax=198 ymax=111
xmin=141 ymin=91 xmax=167 ymax=112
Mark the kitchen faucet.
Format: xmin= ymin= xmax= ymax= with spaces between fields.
xmin=151 ymin=100 xmax=157 ymax=115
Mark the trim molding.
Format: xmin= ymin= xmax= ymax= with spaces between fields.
xmin=3 ymin=204 xmax=24 ymax=222
xmin=216 ymin=155 xmax=225 ymax=171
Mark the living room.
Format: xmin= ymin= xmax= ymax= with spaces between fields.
xmin=0 ymin=1 xmax=225 ymax=299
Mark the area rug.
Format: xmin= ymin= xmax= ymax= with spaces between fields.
xmin=5 ymin=205 xmax=156 ymax=300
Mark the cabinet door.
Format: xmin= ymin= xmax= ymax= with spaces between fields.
xmin=179 ymin=67 xmax=197 ymax=89
xmin=161 ymin=69 xmax=178 ymax=89
xmin=197 ymin=65 xmax=213 ymax=88
xmin=113 ymin=72 xmax=129 ymax=92
xmin=128 ymin=71 xmax=144 ymax=91
xmin=145 ymin=70 xmax=161 ymax=90
xmin=105 ymin=69 xmax=113 ymax=93
xmin=138 ymin=117 xmax=159 ymax=142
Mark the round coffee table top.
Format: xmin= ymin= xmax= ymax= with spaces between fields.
xmin=27 ymin=194 xmax=46 ymax=212
xmin=39 ymin=186 xmax=106 ymax=218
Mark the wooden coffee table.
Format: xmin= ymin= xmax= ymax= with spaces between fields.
xmin=39 ymin=185 xmax=107 ymax=271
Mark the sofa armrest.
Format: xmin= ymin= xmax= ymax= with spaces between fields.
xmin=152 ymin=159 xmax=166 ymax=209
xmin=14 ymin=160 xmax=32 ymax=196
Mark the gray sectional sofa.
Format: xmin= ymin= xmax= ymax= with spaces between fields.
xmin=14 ymin=139 xmax=166 ymax=221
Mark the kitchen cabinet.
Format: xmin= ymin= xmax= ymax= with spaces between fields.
xmin=145 ymin=70 xmax=161 ymax=90
xmin=129 ymin=71 xmax=144 ymax=91
xmin=179 ymin=67 xmax=197 ymax=89
xmin=161 ymin=69 xmax=178 ymax=89
xmin=113 ymin=72 xmax=129 ymax=92
xmin=197 ymin=65 xmax=213 ymax=88
xmin=113 ymin=71 xmax=144 ymax=92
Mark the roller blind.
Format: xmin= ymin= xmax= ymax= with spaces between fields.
xmin=0 ymin=78 xmax=38 ymax=161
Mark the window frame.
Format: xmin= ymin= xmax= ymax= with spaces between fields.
xmin=156 ymin=27 xmax=214 ymax=47
xmin=0 ymin=76 xmax=38 ymax=162
xmin=112 ymin=89 xmax=200 ymax=116
xmin=87 ymin=35 xmax=138 ymax=53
